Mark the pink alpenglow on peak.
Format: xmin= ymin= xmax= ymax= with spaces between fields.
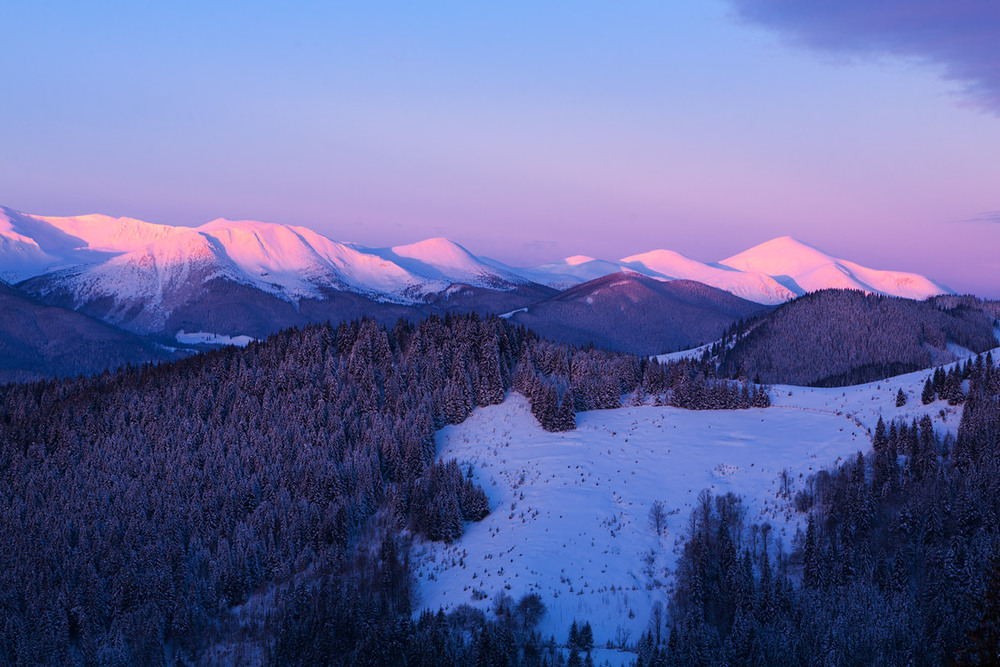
xmin=719 ymin=236 xmax=952 ymax=301
xmin=620 ymin=248 xmax=795 ymax=305
xmin=0 ymin=206 xmax=955 ymax=315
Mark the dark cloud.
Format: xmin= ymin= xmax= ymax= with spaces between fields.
xmin=727 ymin=0 xmax=1000 ymax=114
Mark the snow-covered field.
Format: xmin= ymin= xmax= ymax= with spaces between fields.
xmin=175 ymin=331 xmax=256 ymax=347
xmin=415 ymin=396 xmax=862 ymax=646
xmin=414 ymin=359 xmax=981 ymax=647
xmin=771 ymin=366 xmax=971 ymax=436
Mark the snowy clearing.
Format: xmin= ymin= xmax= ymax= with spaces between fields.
xmin=415 ymin=396 xmax=864 ymax=646
xmin=414 ymin=355 xmax=984 ymax=646
xmin=769 ymin=363 xmax=975 ymax=436
xmin=175 ymin=331 xmax=256 ymax=347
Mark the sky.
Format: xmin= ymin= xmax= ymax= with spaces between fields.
xmin=1 ymin=1 xmax=998 ymax=296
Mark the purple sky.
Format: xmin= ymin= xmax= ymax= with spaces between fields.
xmin=1 ymin=1 xmax=998 ymax=296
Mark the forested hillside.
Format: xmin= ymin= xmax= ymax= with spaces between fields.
xmin=0 ymin=316 xmax=517 ymax=664
xmin=718 ymin=290 xmax=996 ymax=386
xmin=0 ymin=313 xmax=768 ymax=664
xmin=0 ymin=282 xmax=176 ymax=383
xmin=508 ymin=275 xmax=772 ymax=355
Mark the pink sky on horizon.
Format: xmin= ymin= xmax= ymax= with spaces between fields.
xmin=1 ymin=1 xmax=998 ymax=297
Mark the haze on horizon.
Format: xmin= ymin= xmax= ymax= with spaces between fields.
xmin=2 ymin=1 xmax=998 ymax=297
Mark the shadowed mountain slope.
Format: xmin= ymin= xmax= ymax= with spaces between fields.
xmin=508 ymin=273 xmax=773 ymax=355
xmin=718 ymin=289 xmax=997 ymax=386
xmin=0 ymin=282 xmax=177 ymax=383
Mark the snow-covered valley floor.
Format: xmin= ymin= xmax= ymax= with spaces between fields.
xmin=414 ymin=360 xmax=978 ymax=648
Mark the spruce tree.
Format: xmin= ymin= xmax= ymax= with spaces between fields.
xmin=568 ymin=620 xmax=580 ymax=649
xmin=580 ymin=621 xmax=594 ymax=651
xmin=873 ymin=416 xmax=888 ymax=452
xmin=921 ymin=378 xmax=935 ymax=404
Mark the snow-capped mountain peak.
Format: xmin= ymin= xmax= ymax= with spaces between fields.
xmin=720 ymin=236 xmax=950 ymax=299
xmin=719 ymin=236 xmax=834 ymax=277
xmin=620 ymin=248 xmax=796 ymax=305
xmin=34 ymin=212 xmax=180 ymax=253
xmin=0 ymin=205 xmax=954 ymax=334
xmin=363 ymin=237 xmax=527 ymax=289
xmin=1 ymin=208 xmax=537 ymax=332
xmin=389 ymin=237 xmax=488 ymax=277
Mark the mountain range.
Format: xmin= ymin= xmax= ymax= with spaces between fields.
xmin=2 ymin=205 xmax=950 ymax=316
xmin=0 ymin=205 xmax=968 ymax=376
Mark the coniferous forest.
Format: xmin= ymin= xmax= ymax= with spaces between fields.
xmin=0 ymin=313 xmax=763 ymax=665
xmin=2 ymin=310 xmax=997 ymax=665
xmin=716 ymin=290 xmax=997 ymax=386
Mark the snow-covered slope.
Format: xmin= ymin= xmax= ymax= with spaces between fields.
xmin=508 ymin=255 xmax=630 ymax=291
xmin=0 ymin=207 xmax=165 ymax=282
xmin=2 ymin=208 xmax=536 ymax=332
xmin=415 ymin=358 xmax=980 ymax=646
xmin=33 ymin=212 xmax=179 ymax=253
xmin=1 ymin=205 xmax=953 ymax=323
xmin=196 ymin=219 xmax=427 ymax=297
xmin=416 ymin=396 xmax=864 ymax=646
xmin=720 ymin=236 xmax=950 ymax=300
xmin=363 ymin=237 xmax=528 ymax=290
xmin=507 ymin=236 xmax=950 ymax=304
xmin=620 ymin=249 xmax=795 ymax=305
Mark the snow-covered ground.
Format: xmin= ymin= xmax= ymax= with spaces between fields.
xmin=415 ymin=396 xmax=861 ymax=646
xmin=175 ymin=331 xmax=255 ymax=347
xmin=414 ymin=358 xmax=983 ymax=647
xmin=651 ymin=343 xmax=713 ymax=364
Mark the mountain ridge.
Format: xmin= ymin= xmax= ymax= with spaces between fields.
xmin=0 ymin=206 xmax=954 ymax=341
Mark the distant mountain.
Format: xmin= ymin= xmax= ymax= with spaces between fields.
xmin=0 ymin=281 xmax=176 ymax=383
xmin=620 ymin=248 xmax=795 ymax=304
xmin=504 ymin=236 xmax=950 ymax=304
xmin=363 ymin=237 xmax=527 ymax=289
xmin=719 ymin=236 xmax=950 ymax=301
xmin=717 ymin=289 xmax=997 ymax=386
xmin=0 ymin=207 xmax=526 ymax=298
xmin=507 ymin=273 xmax=773 ymax=355
xmin=2 ymin=207 xmax=531 ymax=334
xmin=0 ymin=205 xmax=956 ymax=348
xmin=19 ymin=221 xmax=434 ymax=333
xmin=502 ymin=255 xmax=629 ymax=291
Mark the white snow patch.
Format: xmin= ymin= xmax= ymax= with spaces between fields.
xmin=175 ymin=331 xmax=255 ymax=347
xmin=651 ymin=343 xmax=713 ymax=364
xmin=500 ymin=307 xmax=528 ymax=319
